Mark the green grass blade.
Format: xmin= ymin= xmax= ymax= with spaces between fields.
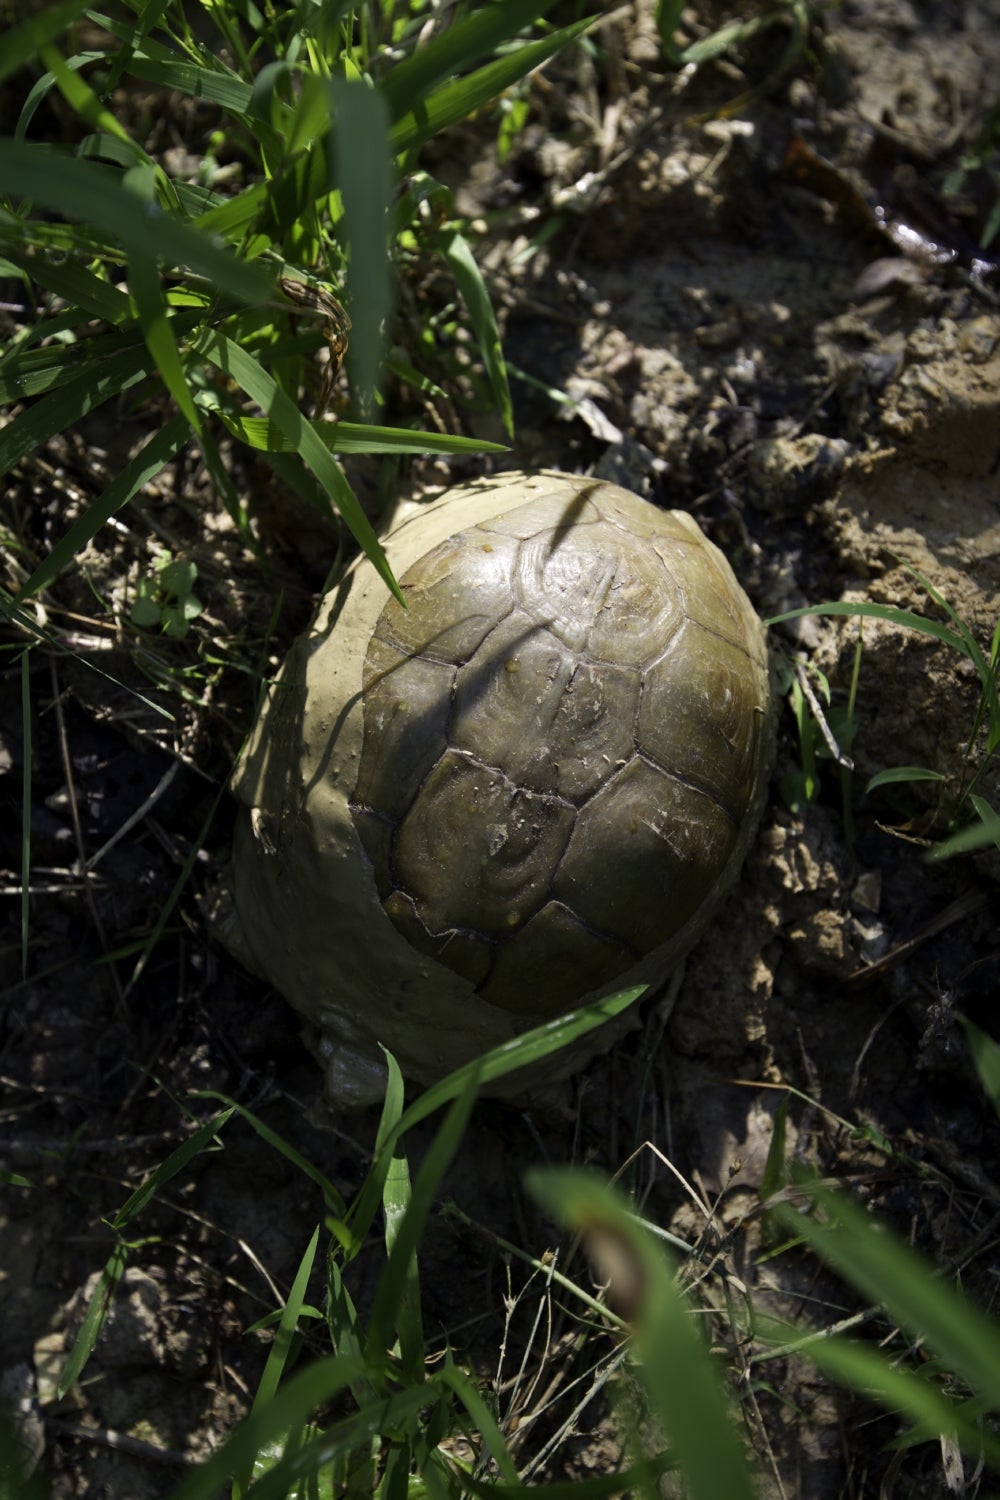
xmin=330 ymin=77 xmax=393 ymax=411
xmin=775 ymin=1180 xmax=1000 ymax=1405
xmin=0 ymin=344 xmax=154 ymax=478
xmin=326 ymin=1261 xmax=376 ymax=1407
xmin=0 ymin=0 xmax=93 ymax=85
xmin=379 ymin=1438 xmax=412 ymax=1500
xmin=212 ymin=410 xmax=507 ymax=455
xmin=438 ymin=1356 xmax=519 ymax=1486
xmin=190 ymin=178 xmax=268 ymax=238
xmin=379 ymin=0 xmax=563 ymax=121
xmin=394 ymin=985 xmax=646 ymax=1137
xmin=462 ymin=1454 xmax=679 ymax=1499
xmin=17 ymin=413 xmax=190 ymax=600
xmin=251 ymin=1226 xmax=321 ymax=1415
xmin=366 ymin=1050 xmax=408 ymax=1270
xmin=214 ymin=1382 xmax=445 ymax=1500
xmin=192 ymin=328 xmax=402 ymax=603
xmin=82 ymin=10 xmax=256 ymax=115
xmin=892 ymin=553 xmax=998 ymax=719
xmin=529 ymin=1170 xmax=756 ymax=1500
xmin=163 ymin=1356 xmax=372 ymax=1500
xmin=57 ymin=1240 xmax=130 ymax=1398
xmin=436 ymin=227 xmax=512 ymax=436
xmin=41 ymin=40 xmax=152 ymax=168
xmin=19 ymin=652 xmax=31 ymax=979
xmin=193 ymin=1093 xmax=346 ymax=1216
xmin=236 ymin=1226 xmax=321 ymax=1496
xmin=865 ymin=766 xmax=946 ymax=792
xmin=0 ymin=142 xmax=273 ymax=301
xmin=765 ymin=601 xmax=967 ymax=655
xmin=961 ymin=1017 xmax=1000 ymax=1115
xmin=380 ymin=1141 xmax=424 ymax=1381
xmin=756 ymin=1315 xmax=1000 ymax=1466
xmin=389 ymin=19 xmax=594 ymax=158
xmin=110 ymin=1109 xmax=234 ymax=1232
xmin=343 ymin=987 xmax=645 ymax=1270
xmin=126 ymin=240 xmax=202 ymax=432
xmin=654 ymin=0 xmax=687 ymax=63
xmin=1 ymin=253 xmax=133 ymax=326
xmin=927 ymin=807 xmax=1000 ymax=858
xmin=365 ymin=1080 xmax=478 ymax=1377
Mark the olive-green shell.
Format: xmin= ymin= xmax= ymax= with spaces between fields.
xmin=230 ymin=472 xmax=772 ymax=1104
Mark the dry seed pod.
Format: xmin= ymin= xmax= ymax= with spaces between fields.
xmin=229 ymin=472 xmax=773 ymax=1105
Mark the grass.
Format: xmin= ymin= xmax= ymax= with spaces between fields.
xmin=769 ymin=567 xmax=1000 ymax=856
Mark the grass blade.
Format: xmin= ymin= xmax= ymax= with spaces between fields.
xmin=57 ymin=1240 xmax=131 ymax=1398
xmin=126 ymin=239 xmax=203 ymax=432
xmin=529 ymin=1170 xmax=757 ymax=1500
xmin=162 ymin=1356 xmax=372 ymax=1500
xmin=438 ymin=1356 xmax=519 ymax=1485
xmin=0 ymin=252 xmax=133 ymax=326
xmin=380 ymin=1142 xmax=423 ymax=1381
xmin=928 ymin=804 xmax=1000 ymax=858
xmin=18 ymin=413 xmax=190 ymax=600
xmin=775 ymin=1179 xmax=1000 ymax=1405
xmin=389 ymin=19 xmax=594 ymax=159
xmin=41 ymin=39 xmax=152 ymax=169
xmin=961 ymin=1017 xmax=1000 ymax=1115
xmin=436 ymin=227 xmax=512 ymax=435
xmin=755 ymin=1314 xmax=1000 ymax=1466
xmin=110 ymin=1109 xmax=234 ymax=1232
xmin=365 ymin=1079 xmax=478 ymax=1376
xmin=19 ymin=652 xmax=32 ymax=979
xmin=0 ymin=344 xmax=154 ymax=478
xmin=0 ymin=142 xmax=273 ymax=301
xmin=379 ymin=0 xmax=563 ymax=121
xmin=193 ymin=328 xmax=402 ymax=602
xmin=235 ymin=1226 xmax=322 ymax=1496
xmin=220 ymin=1382 xmax=445 ymax=1500
xmin=0 ymin=0 xmax=92 ymax=85
xmin=766 ymin=601 xmax=967 ymax=655
xmin=866 ymin=766 xmax=945 ymax=792
xmin=343 ymin=988 xmax=645 ymax=1276
xmin=326 ymin=1260 xmax=376 ymax=1408
xmin=330 ymin=77 xmax=393 ymax=411
xmin=212 ymin=410 xmax=508 ymax=456
xmin=193 ymin=1093 xmax=346 ymax=1217
xmin=394 ymin=985 xmax=645 ymax=1138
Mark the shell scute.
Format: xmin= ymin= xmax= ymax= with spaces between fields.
xmin=637 ymin=622 xmax=764 ymax=818
xmin=516 ymin=519 xmax=682 ymax=665
xmin=479 ymin=900 xmax=634 ymax=1017
xmin=552 ymin=756 xmax=738 ymax=955
xmin=375 ymin=528 xmax=518 ymax=664
xmin=353 ymin=640 xmax=452 ymax=819
xmin=391 ymin=749 xmax=575 ymax=940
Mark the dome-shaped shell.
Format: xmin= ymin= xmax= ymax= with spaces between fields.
xmin=230 ymin=472 xmax=773 ymax=1105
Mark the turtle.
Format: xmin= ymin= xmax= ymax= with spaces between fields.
xmin=223 ymin=470 xmax=774 ymax=1106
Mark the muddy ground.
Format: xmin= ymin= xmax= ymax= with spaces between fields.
xmin=2 ymin=2 xmax=1000 ymax=1496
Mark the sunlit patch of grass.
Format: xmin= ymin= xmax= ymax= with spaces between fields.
xmin=2 ymin=1 xmax=594 ymax=618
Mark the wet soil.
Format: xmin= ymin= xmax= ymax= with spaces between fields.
xmin=2 ymin=2 xmax=999 ymax=1496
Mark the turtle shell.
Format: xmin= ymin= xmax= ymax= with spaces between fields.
xmin=230 ymin=472 xmax=772 ymax=1104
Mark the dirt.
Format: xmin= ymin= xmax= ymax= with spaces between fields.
xmin=2 ymin=2 xmax=1000 ymax=1497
